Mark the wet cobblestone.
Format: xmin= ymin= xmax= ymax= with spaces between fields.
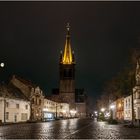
xmin=0 ymin=118 xmax=140 ymax=139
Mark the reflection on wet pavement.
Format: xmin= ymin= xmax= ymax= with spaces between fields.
xmin=0 ymin=118 xmax=140 ymax=139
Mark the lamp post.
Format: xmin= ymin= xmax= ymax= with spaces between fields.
xmin=110 ymin=105 xmax=115 ymax=120
xmin=100 ymin=108 xmax=105 ymax=121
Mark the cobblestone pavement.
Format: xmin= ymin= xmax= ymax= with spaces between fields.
xmin=0 ymin=118 xmax=140 ymax=139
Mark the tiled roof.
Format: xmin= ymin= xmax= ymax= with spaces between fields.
xmin=13 ymin=75 xmax=36 ymax=88
xmin=0 ymin=83 xmax=29 ymax=101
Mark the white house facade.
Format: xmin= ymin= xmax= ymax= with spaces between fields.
xmin=0 ymin=97 xmax=30 ymax=123
xmin=133 ymin=86 xmax=140 ymax=122
xmin=124 ymin=95 xmax=132 ymax=121
xmin=43 ymin=98 xmax=69 ymax=120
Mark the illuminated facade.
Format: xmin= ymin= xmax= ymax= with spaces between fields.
xmin=116 ymin=98 xmax=124 ymax=121
xmin=43 ymin=98 xmax=69 ymax=120
xmin=133 ymin=59 xmax=140 ymax=123
xmin=124 ymin=95 xmax=132 ymax=121
xmin=10 ymin=75 xmax=44 ymax=121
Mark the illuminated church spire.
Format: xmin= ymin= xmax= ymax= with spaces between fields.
xmin=62 ymin=23 xmax=74 ymax=64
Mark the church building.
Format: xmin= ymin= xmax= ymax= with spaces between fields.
xmin=52 ymin=24 xmax=86 ymax=117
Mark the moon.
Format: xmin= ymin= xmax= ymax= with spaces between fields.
xmin=0 ymin=63 xmax=4 ymax=68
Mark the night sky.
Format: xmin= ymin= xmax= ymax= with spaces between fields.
xmin=0 ymin=2 xmax=140 ymax=101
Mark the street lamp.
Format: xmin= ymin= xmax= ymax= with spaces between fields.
xmin=94 ymin=111 xmax=98 ymax=117
xmin=101 ymin=108 xmax=105 ymax=112
xmin=110 ymin=105 xmax=115 ymax=109
xmin=94 ymin=111 xmax=98 ymax=114
xmin=100 ymin=108 xmax=105 ymax=121
xmin=110 ymin=105 xmax=115 ymax=120
xmin=70 ymin=110 xmax=77 ymax=117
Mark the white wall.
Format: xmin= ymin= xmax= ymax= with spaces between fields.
xmin=43 ymin=98 xmax=70 ymax=118
xmin=0 ymin=97 xmax=30 ymax=123
xmin=0 ymin=97 xmax=4 ymax=122
xmin=133 ymin=86 xmax=140 ymax=120
xmin=124 ymin=95 xmax=132 ymax=121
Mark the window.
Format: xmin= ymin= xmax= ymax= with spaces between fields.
xmin=5 ymin=112 xmax=9 ymax=120
xmin=6 ymin=102 xmax=9 ymax=108
xmin=137 ymin=93 xmax=140 ymax=99
xmin=126 ymin=100 xmax=127 ymax=108
xmin=16 ymin=104 xmax=19 ymax=109
xmin=128 ymin=98 xmax=130 ymax=107
xmin=39 ymin=99 xmax=41 ymax=105
xmin=21 ymin=113 xmax=28 ymax=120
xmin=36 ymin=95 xmax=39 ymax=105
xmin=25 ymin=105 xmax=28 ymax=110
xmin=64 ymin=69 xmax=72 ymax=78
xmin=32 ymin=98 xmax=34 ymax=104
xmin=133 ymin=93 xmax=136 ymax=99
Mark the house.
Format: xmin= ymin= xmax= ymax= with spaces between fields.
xmin=124 ymin=95 xmax=132 ymax=121
xmin=116 ymin=97 xmax=124 ymax=121
xmin=0 ymin=83 xmax=30 ymax=123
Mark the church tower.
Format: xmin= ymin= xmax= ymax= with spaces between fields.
xmin=59 ymin=23 xmax=75 ymax=110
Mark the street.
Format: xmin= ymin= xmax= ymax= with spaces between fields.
xmin=0 ymin=118 xmax=140 ymax=139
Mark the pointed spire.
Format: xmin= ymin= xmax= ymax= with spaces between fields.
xmin=62 ymin=23 xmax=74 ymax=64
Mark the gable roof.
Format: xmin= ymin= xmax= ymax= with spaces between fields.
xmin=0 ymin=83 xmax=29 ymax=101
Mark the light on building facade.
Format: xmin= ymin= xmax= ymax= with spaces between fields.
xmin=105 ymin=112 xmax=110 ymax=118
xmin=118 ymin=103 xmax=121 ymax=108
xmin=43 ymin=108 xmax=48 ymax=112
xmin=62 ymin=110 xmax=66 ymax=113
xmin=70 ymin=110 xmax=77 ymax=114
